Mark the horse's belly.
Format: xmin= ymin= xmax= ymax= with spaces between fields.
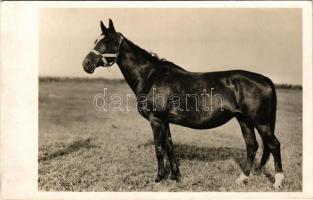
xmin=168 ymin=109 xmax=234 ymax=129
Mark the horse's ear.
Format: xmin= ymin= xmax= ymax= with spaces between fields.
xmin=100 ymin=20 xmax=107 ymax=34
xmin=108 ymin=18 xmax=116 ymax=33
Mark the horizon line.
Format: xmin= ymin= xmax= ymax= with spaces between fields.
xmin=38 ymin=75 xmax=303 ymax=87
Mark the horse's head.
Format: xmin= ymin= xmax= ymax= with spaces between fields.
xmin=82 ymin=19 xmax=123 ymax=74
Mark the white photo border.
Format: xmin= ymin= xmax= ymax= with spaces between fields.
xmin=1 ymin=1 xmax=312 ymax=199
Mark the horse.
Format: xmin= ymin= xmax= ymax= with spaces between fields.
xmin=82 ymin=19 xmax=284 ymax=188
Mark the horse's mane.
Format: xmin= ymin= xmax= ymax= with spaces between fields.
xmin=124 ymin=36 xmax=187 ymax=72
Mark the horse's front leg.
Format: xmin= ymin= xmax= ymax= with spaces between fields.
xmin=150 ymin=118 xmax=167 ymax=182
xmin=165 ymin=124 xmax=181 ymax=181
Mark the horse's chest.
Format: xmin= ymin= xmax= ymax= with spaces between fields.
xmin=137 ymin=108 xmax=150 ymax=119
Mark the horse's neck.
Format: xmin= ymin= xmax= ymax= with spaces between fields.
xmin=116 ymin=38 xmax=159 ymax=96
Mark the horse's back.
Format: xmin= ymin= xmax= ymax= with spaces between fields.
xmin=150 ymin=68 xmax=276 ymax=127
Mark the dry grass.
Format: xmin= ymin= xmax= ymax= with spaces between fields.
xmin=38 ymin=80 xmax=302 ymax=192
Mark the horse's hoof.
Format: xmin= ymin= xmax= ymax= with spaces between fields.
xmin=273 ymin=183 xmax=283 ymax=189
xmin=170 ymin=173 xmax=181 ymax=182
xmin=273 ymin=173 xmax=285 ymax=189
xmin=255 ymin=166 xmax=262 ymax=173
xmin=155 ymin=175 xmax=165 ymax=182
xmin=235 ymin=172 xmax=249 ymax=185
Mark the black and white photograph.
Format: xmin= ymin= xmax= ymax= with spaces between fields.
xmin=38 ymin=7 xmax=302 ymax=192
xmin=1 ymin=1 xmax=313 ymax=199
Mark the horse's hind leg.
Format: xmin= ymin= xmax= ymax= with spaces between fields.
xmin=256 ymin=142 xmax=270 ymax=171
xmin=165 ymin=124 xmax=181 ymax=181
xmin=236 ymin=119 xmax=259 ymax=184
xmin=255 ymin=124 xmax=284 ymax=188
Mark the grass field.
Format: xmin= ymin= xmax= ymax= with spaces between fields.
xmin=38 ymin=79 xmax=302 ymax=192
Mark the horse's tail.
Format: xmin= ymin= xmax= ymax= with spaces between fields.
xmin=268 ymin=79 xmax=277 ymax=134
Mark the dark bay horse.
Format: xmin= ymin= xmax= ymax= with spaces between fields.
xmin=82 ymin=19 xmax=284 ymax=188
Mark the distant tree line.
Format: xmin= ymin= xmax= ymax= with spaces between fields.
xmin=39 ymin=76 xmax=302 ymax=90
xmin=38 ymin=76 xmax=125 ymax=84
xmin=275 ymin=83 xmax=302 ymax=90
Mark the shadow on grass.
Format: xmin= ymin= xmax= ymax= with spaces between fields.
xmin=175 ymin=144 xmax=245 ymax=164
xmin=139 ymin=141 xmax=276 ymax=183
xmin=39 ymin=138 xmax=100 ymax=162
xmin=139 ymin=141 xmax=245 ymax=167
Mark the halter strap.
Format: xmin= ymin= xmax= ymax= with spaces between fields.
xmin=90 ymin=50 xmax=118 ymax=58
xmin=92 ymin=34 xmax=124 ymax=67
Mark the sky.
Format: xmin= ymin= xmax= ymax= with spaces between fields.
xmin=39 ymin=8 xmax=302 ymax=84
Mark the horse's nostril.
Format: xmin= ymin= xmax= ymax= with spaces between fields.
xmin=83 ymin=59 xmax=91 ymax=68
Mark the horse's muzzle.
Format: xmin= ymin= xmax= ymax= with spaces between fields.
xmin=82 ymin=58 xmax=95 ymax=74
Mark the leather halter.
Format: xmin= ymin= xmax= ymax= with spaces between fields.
xmin=91 ymin=34 xmax=124 ymax=67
